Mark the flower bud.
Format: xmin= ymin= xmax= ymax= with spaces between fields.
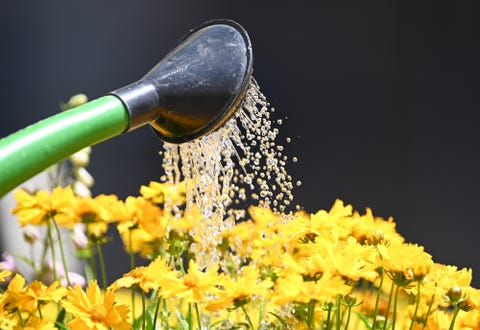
xmin=343 ymin=293 xmax=358 ymax=307
xmin=23 ymin=225 xmax=40 ymax=244
xmin=447 ymin=285 xmax=463 ymax=305
xmin=61 ymin=271 xmax=86 ymax=288
xmin=66 ymin=94 xmax=88 ymax=108
xmin=73 ymin=181 xmax=91 ymax=197
xmin=367 ymin=229 xmax=384 ymax=245
xmin=71 ymin=223 xmax=89 ymax=249
xmin=0 ymin=253 xmax=16 ymax=272
xmin=73 ymin=167 xmax=94 ymax=188
xmin=70 ymin=148 xmax=91 ymax=167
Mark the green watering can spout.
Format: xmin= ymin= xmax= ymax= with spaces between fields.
xmin=0 ymin=19 xmax=253 ymax=197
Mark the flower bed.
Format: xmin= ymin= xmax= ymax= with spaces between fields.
xmin=1 ymin=180 xmax=479 ymax=330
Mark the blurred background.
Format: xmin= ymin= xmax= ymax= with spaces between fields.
xmin=0 ymin=1 xmax=478 ymax=285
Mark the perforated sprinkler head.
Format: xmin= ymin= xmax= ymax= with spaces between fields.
xmin=111 ymin=19 xmax=253 ymax=143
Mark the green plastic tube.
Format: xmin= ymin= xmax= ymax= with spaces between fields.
xmin=0 ymin=95 xmax=129 ymax=197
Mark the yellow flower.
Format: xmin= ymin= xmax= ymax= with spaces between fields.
xmin=271 ymin=272 xmax=350 ymax=305
xmin=275 ymin=253 xmax=309 ymax=278
xmin=62 ymin=280 xmax=130 ymax=330
xmin=158 ymin=260 xmax=222 ymax=303
xmin=205 ymin=266 xmax=273 ymax=311
xmin=117 ymin=196 xmax=164 ymax=237
xmin=12 ymin=186 xmax=77 ymax=227
xmin=116 ymin=196 xmax=166 ymax=257
xmin=74 ymin=194 xmax=124 ymax=239
xmin=348 ymin=207 xmax=404 ymax=245
xmin=110 ymin=257 xmax=172 ymax=293
xmin=140 ymin=180 xmax=186 ymax=206
xmin=309 ymin=199 xmax=352 ymax=239
xmin=0 ymin=268 xmax=11 ymax=283
xmin=304 ymin=237 xmax=378 ymax=283
xmin=377 ymin=242 xmax=433 ymax=282
xmin=25 ymin=280 xmax=67 ymax=305
xmin=12 ymin=316 xmax=56 ymax=330
xmin=0 ymin=274 xmax=34 ymax=313
xmin=167 ymin=205 xmax=202 ymax=235
xmin=423 ymin=310 xmax=451 ymax=330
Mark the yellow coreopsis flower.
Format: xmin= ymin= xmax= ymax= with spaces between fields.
xmin=205 ymin=265 xmax=273 ymax=311
xmin=25 ymin=280 xmax=67 ymax=306
xmin=12 ymin=316 xmax=56 ymax=330
xmin=348 ymin=207 xmax=405 ymax=245
xmin=62 ymin=280 xmax=130 ymax=330
xmin=308 ymin=199 xmax=352 ymax=240
xmin=117 ymin=196 xmax=164 ymax=238
xmin=110 ymin=257 xmax=172 ymax=293
xmin=74 ymin=194 xmax=125 ymax=239
xmin=12 ymin=186 xmax=77 ymax=227
xmin=158 ymin=259 xmax=222 ymax=303
xmin=303 ymin=237 xmax=378 ymax=282
xmin=140 ymin=180 xmax=186 ymax=205
xmin=423 ymin=309 xmax=451 ymax=330
xmin=272 ymin=272 xmax=350 ymax=306
xmin=116 ymin=196 xmax=166 ymax=257
xmin=167 ymin=205 xmax=202 ymax=234
xmin=0 ymin=268 xmax=11 ymax=283
xmin=0 ymin=274 xmax=33 ymax=313
xmin=377 ymin=242 xmax=433 ymax=282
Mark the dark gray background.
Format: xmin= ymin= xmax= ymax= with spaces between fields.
xmin=1 ymin=1 xmax=478 ymax=285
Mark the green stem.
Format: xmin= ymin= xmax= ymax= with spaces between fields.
xmin=409 ymin=280 xmax=422 ymax=330
xmin=141 ymin=291 xmax=146 ymax=330
xmin=188 ymin=303 xmax=194 ymax=330
xmin=39 ymin=235 xmax=49 ymax=269
xmin=178 ymin=256 xmax=186 ymax=275
xmin=16 ymin=309 xmax=25 ymax=328
xmin=129 ymin=229 xmax=136 ymax=319
xmin=344 ymin=306 xmax=352 ymax=330
xmin=52 ymin=218 xmax=71 ymax=286
xmin=37 ymin=302 xmax=43 ymax=318
xmin=46 ymin=220 xmax=57 ymax=280
xmin=392 ymin=283 xmax=401 ymax=330
xmin=88 ymin=247 xmax=97 ymax=283
xmin=194 ymin=302 xmax=201 ymax=330
xmin=448 ymin=306 xmax=461 ymax=330
xmin=336 ymin=294 xmax=341 ymax=330
xmin=372 ymin=267 xmax=384 ymax=329
xmin=152 ymin=297 xmax=161 ymax=330
xmin=422 ymin=294 xmax=435 ymax=330
xmin=258 ymin=296 xmax=265 ymax=330
xmin=241 ymin=304 xmax=255 ymax=330
xmin=96 ymin=243 xmax=108 ymax=290
xmin=325 ymin=302 xmax=332 ymax=330
xmin=382 ymin=279 xmax=395 ymax=330
xmin=163 ymin=298 xmax=169 ymax=328
xmin=29 ymin=243 xmax=36 ymax=273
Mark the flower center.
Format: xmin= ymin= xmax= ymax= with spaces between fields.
xmin=89 ymin=304 xmax=107 ymax=322
xmin=132 ymin=266 xmax=146 ymax=279
xmin=182 ymin=274 xmax=199 ymax=288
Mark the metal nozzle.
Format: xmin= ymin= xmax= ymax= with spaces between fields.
xmin=111 ymin=19 xmax=253 ymax=143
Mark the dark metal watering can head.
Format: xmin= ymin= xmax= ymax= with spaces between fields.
xmin=111 ymin=19 xmax=253 ymax=144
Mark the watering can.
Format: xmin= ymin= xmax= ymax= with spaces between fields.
xmin=0 ymin=19 xmax=253 ymax=197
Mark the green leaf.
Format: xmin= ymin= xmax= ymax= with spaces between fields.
xmin=55 ymin=308 xmax=66 ymax=325
xmin=268 ymin=311 xmax=288 ymax=328
xmin=354 ymin=311 xmax=373 ymax=330
xmin=55 ymin=322 xmax=69 ymax=330
xmin=176 ymin=310 xmax=189 ymax=330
